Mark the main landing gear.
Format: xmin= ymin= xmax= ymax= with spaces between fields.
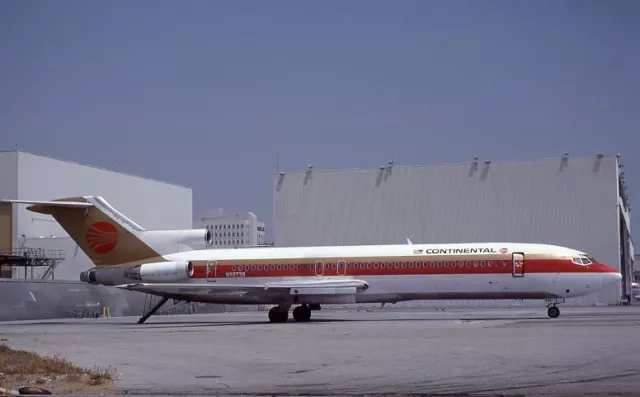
xmin=268 ymin=304 xmax=314 ymax=323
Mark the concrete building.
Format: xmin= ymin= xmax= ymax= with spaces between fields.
xmin=272 ymin=154 xmax=633 ymax=307
xmin=0 ymin=150 xmax=193 ymax=280
xmin=194 ymin=207 xmax=267 ymax=248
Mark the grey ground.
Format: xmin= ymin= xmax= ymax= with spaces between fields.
xmin=1 ymin=306 xmax=640 ymax=396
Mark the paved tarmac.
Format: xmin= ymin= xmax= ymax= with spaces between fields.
xmin=1 ymin=305 xmax=640 ymax=396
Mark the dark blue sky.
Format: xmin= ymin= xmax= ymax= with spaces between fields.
xmin=1 ymin=0 xmax=638 ymax=241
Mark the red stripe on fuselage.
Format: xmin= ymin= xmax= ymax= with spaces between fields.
xmin=188 ymin=258 xmax=615 ymax=279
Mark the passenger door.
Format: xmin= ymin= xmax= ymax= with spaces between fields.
xmin=512 ymin=252 xmax=525 ymax=277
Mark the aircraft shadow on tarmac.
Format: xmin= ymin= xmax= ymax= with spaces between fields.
xmin=1 ymin=312 xmax=615 ymax=329
xmin=109 ymin=315 xmax=553 ymax=329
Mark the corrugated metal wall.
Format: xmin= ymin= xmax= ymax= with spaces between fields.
xmin=273 ymin=155 xmax=622 ymax=306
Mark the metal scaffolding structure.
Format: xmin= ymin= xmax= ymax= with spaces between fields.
xmin=0 ymin=247 xmax=65 ymax=280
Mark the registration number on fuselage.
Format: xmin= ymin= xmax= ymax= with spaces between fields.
xmin=226 ymin=271 xmax=246 ymax=278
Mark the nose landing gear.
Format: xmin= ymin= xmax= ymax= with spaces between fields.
xmin=547 ymin=305 xmax=560 ymax=318
xmin=545 ymin=297 xmax=564 ymax=319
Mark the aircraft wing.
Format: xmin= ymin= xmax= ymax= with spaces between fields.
xmin=114 ymin=278 xmax=369 ymax=296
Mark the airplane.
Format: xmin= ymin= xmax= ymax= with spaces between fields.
xmin=0 ymin=196 xmax=622 ymax=324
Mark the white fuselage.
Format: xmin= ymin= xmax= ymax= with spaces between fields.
xmin=100 ymin=242 xmax=622 ymax=306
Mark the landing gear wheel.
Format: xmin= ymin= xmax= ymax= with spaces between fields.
xmin=547 ymin=306 xmax=560 ymax=319
xmin=268 ymin=307 xmax=289 ymax=323
xmin=292 ymin=305 xmax=312 ymax=322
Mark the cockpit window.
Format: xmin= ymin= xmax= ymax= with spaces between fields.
xmin=572 ymin=255 xmax=597 ymax=265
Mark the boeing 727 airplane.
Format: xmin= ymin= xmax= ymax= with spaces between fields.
xmin=1 ymin=196 xmax=622 ymax=324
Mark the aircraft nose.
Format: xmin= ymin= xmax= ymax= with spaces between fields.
xmin=599 ymin=264 xmax=622 ymax=285
xmin=605 ymin=272 xmax=623 ymax=286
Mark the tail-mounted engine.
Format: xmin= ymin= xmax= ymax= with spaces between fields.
xmin=141 ymin=229 xmax=213 ymax=250
xmin=124 ymin=261 xmax=195 ymax=282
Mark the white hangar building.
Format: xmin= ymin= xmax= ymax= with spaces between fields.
xmin=272 ymin=154 xmax=633 ymax=307
xmin=0 ymin=150 xmax=193 ymax=280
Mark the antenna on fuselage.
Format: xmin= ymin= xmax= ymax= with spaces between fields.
xmin=406 ymin=238 xmax=412 ymax=245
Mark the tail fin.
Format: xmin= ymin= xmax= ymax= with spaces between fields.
xmin=1 ymin=196 xmax=163 ymax=267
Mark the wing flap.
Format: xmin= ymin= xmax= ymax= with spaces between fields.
xmin=266 ymin=279 xmax=367 ymax=289
xmin=115 ymin=278 xmax=369 ymax=296
xmin=290 ymin=287 xmax=357 ymax=295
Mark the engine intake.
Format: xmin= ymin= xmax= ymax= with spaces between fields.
xmin=204 ymin=229 xmax=213 ymax=246
xmin=125 ymin=261 xmax=194 ymax=282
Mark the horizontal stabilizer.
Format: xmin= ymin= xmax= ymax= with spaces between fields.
xmin=0 ymin=199 xmax=93 ymax=208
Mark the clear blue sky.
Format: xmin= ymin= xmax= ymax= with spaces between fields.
xmin=1 ymin=0 xmax=639 ymax=242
